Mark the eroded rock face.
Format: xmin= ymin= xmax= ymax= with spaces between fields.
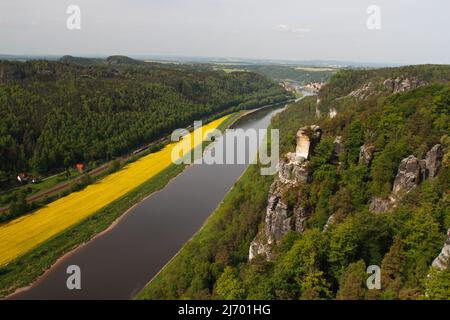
xmin=359 ymin=144 xmax=376 ymax=166
xmin=249 ymin=176 xmax=312 ymax=261
xmin=249 ymin=126 xmax=321 ymax=261
xmin=323 ymin=214 xmax=337 ymax=231
xmin=278 ymin=159 xmax=312 ymax=185
xmin=348 ymin=82 xmax=373 ymax=100
xmin=249 ymin=238 xmax=271 ymax=261
xmin=295 ymin=125 xmax=322 ymax=160
xmin=294 ymin=205 xmax=311 ymax=233
xmin=432 ymin=229 xmax=450 ymax=271
xmin=265 ymin=182 xmax=293 ymax=242
xmin=332 ymin=136 xmax=344 ymax=161
xmin=392 ymin=155 xmax=426 ymax=195
xmin=369 ymin=144 xmax=443 ymax=213
xmin=383 ymin=77 xmax=425 ymax=93
xmin=425 ymin=144 xmax=443 ymax=178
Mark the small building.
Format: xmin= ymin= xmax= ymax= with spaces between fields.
xmin=75 ymin=163 xmax=86 ymax=173
xmin=17 ymin=173 xmax=29 ymax=183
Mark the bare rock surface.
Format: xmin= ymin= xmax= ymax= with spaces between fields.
xmin=369 ymin=144 xmax=443 ymax=213
xmin=432 ymin=229 xmax=450 ymax=271
xmin=383 ymin=77 xmax=425 ymax=93
xmin=249 ymin=126 xmax=321 ymax=261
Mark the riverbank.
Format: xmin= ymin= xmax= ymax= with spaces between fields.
xmin=1 ymin=112 xmax=248 ymax=298
xmin=1 ymin=104 xmax=277 ymax=298
xmin=136 ymin=97 xmax=310 ymax=300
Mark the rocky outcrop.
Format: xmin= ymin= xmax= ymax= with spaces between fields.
xmin=432 ymin=229 xmax=450 ymax=271
xmin=329 ymin=107 xmax=337 ymax=119
xmin=249 ymin=126 xmax=321 ymax=261
xmin=278 ymin=159 xmax=312 ymax=185
xmin=392 ymin=155 xmax=427 ymax=195
xmin=315 ymin=98 xmax=321 ymax=119
xmin=359 ymin=144 xmax=376 ymax=166
xmin=332 ymin=136 xmax=344 ymax=163
xmin=265 ymin=181 xmax=293 ymax=242
xmin=323 ymin=214 xmax=337 ymax=231
xmin=369 ymin=144 xmax=443 ymax=213
xmin=249 ymin=238 xmax=272 ymax=261
xmin=425 ymin=144 xmax=443 ymax=178
xmin=295 ymin=125 xmax=322 ymax=160
xmin=383 ymin=77 xmax=425 ymax=94
xmin=348 ymin=82 xmax=373 ymax=100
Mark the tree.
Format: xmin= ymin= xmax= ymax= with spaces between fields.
xmin=343 ymin=119 xmax=364 ymax=165
xmin=424 ymin=267 xmax=450 ymax=300
xmin=215 ymin=267 xmax=246 ymax=300
xmin=379 ymin=237 xmax=405 ymax=298
xmin=336 ymin=260 xmax=367 ymax=300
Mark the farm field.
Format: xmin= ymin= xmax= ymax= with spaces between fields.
xmin=0 ymin=116 xmax=228 ymax=266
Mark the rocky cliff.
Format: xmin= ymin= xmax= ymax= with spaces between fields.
xmin=359 ymin=144 xmax=376 ymax=166
xmin=383 ymin=77 xmax=425 ymax=94
xmin=249 ymin=125 xmax=321 ymax=261
xmin=342 ymin=77 xmax=426 ymax=101
xmin=432 ymin=229 xmax=450 ymax=271
xmin=369 ymin=144 xmax=443 ymax=213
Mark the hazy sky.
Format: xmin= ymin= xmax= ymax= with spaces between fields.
xmin=1 ymin=0 xmax=449 ymax=64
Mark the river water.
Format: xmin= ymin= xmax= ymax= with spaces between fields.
xmin=11 ymin=105 xmax=285 ymax=300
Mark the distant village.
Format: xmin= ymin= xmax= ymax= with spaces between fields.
xmin=280 ymin=80 xmax=325 ymax=95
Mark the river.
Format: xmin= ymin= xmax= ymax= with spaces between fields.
xmin=10 ymin=105 xmax=286 ymax=300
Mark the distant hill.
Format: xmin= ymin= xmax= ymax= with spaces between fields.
xmin=105 ymin=55 xmax=143 ymax=65
xmin=59 ymin=55 xmax=143 ymax=66
xmin=60 ymin=55 xmax=104 ymax=66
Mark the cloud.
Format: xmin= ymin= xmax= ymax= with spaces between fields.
xmin=272 ymin=24 xmax=311 ymax=36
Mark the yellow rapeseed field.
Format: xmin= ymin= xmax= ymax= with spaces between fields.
xmin=0 ymin=116 xmax=228 ymax=266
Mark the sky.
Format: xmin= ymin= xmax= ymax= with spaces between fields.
xmin=1 ymin=0 xmax=449 ymax=64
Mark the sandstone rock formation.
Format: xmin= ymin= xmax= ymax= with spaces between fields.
xmin=315 ymin=98 xmax=321 ymax=119
xmin=369 ymin=144 xmax=443 ymax=213
xmin=278 ymin=159 xmax=312 ymax=185
xmin=348 ymin=82 xmax=373 ymax=100
xmin=383 ymin=77 xmax=425 ymax=94
xmin=323 ymin=214 xmax=337 ymax=231
xmin=295 ymin=125 xmax=322 ymax=160
xmin=425 ymin=144 xmax=443 ymax=178
xmin=359 ymin=144 xmax=376 ymax=166
xmin=249 ymin=126 xmax=321 ymax=261
xmin=432 ymin=229 xmax=450 ymax=271
xmin=331 ymin=136 xmax=344 ymax=161
xmin=392 ymin=155 xmax=427 ymax=195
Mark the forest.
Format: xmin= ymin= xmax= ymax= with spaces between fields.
xmin=0 ymin=56 xmax=288 ymax=187
xmin=138 ymin=64 xmax=450 ymax=300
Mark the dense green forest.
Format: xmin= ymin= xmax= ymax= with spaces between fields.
xmin=138 ymin=65 xmax=450 ymax=300
xmin=0 ymin=56 xmax=288 ymax=187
